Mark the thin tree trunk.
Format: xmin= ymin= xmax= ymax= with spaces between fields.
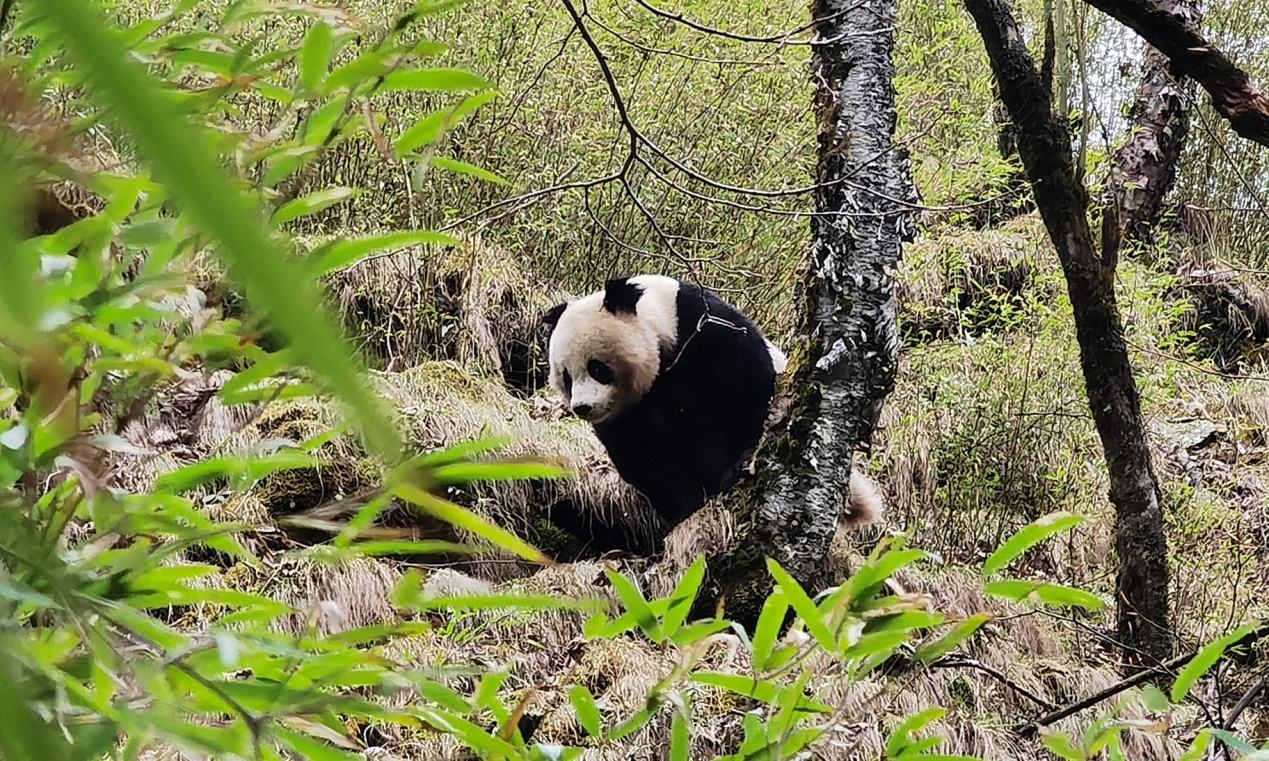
xmin=964 ymin=0 xmax=1172 ymax=669
xmin=714 ymin=0 xmax=916 ymax=620
xmin=1105 ymin=0 xmax=1198 ymax=246
xmin=1080 ymin=0 xmax=1269 ymax=148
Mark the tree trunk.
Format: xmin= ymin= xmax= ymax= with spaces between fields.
xmin=964 ymin=0 xmax=1172 ymax=669
xmin=712 ymin=0 xmax=916 ymax=621
xmin=1105 ymin=0 xmax=1198 ymax=247
xmin=1080 ymin=0 xmax=1269 ymax=148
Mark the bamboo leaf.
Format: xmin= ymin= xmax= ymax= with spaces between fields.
xmin=393 ymin=91 xmax=496 ymax=156
xmin=430 ymin=156 xmax=509 ymax=185
xmin=379 ymin=68 xmax=488 ymax=93
xmin=569 ymin=685 xmax=602 ymax=736
xmin=1171 ymin=623 xmax=1260 ymax=703
xmin=309 ymin=230 xmax=458 ymax=276
xmin=766 ymin=559 xmax=835 ymax=652
xmin=271 ymin=187 xmax=359 ymax=225
xmin=982 ymin=512 xmax=1083 ymax=577
xmin=913 ymin=613 xmax=993 ymax=663
xmin=298 ymin=21 xmax=334 ymax=93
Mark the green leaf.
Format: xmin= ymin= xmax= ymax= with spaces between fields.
xmin=39 ymin=0 xmax=402 ymax=459
xmin=661 ymin=555 xmax=705 ymax=636
xmin=569 ymin=685 xmax=602 ymax=736
xmin=670 ymin=703 xmax=690 ymax=761
xmin=885 ymin=707 xmax=946 ymax=757
xmin=1178 ymin=730 xmax=1211 ymax=761
xmin=379 ymin=68 xmax=488 ymax=93
xmin=154 ymin=451 xmax=316 ymax=493
xmin=298 ymin=21 xmax=334 ymax=93
xmin=842 ymin=545 xmax=927 ymax=608
xmin=1209 ymin=728 xmax=1259 ymax=755
xmin=309 ymin=230 xmax=458 ymax=276
xmin=0 ymin=642 xmax=71 ymax=761
xmin=429 ymin=156 xmax=508 ymax=185
xmin=271 ymin=187 xmax=359 ymax=225
xmin=302 ymin=98 xmax=347 ymax=145
xmin=393 ymin=91 xmax=496 ymax=156
xmin=431 ymin=459 xmax=568 ymax=485
xmin=409 ymin=594 xmax=603 ymax=613
xmin=274 ymin=726 xmax=361 ymax=761
xmin=604 ymin=568 xmax=661 ymax=640
xmin=766 ymin=559 xmax=835 ymax=652
xmin=1171 ymin=623 xmax=1260 ymax=703
xmin=393 ymin=483 xmax=550 ymax=565
xmin=691 ymin=672 xmax=829 ymax=713
xmin=984 ymin=579 xmax=1104 ymax=611
xmin=913 ymin=613 xmax=992 ymax=663
xmin=982 ymin=512 xmax=1082 ymax=577
xmin=324 ymin=50 xmax=391 ymax=93
xmin=1140 ymin=683 xmax=1170 ymax=713
xmin=1039 ymin=731 xmax=1085 ymax=761
xmin=691 ymin=671 xmax=780 ymax=704
xmin=751 ymin=592 xmax=788 ymax=672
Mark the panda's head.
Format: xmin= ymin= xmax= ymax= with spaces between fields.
xmin=541 ymin=275 xmax=679 ymax=424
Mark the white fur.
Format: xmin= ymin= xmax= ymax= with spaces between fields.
xmin=548 ymin=276 xmax=682 ymax=423
xmin=843 ymin=469 xmax=885 ymax=527
xmin=764 ymin=339 xmax=788 ymax=374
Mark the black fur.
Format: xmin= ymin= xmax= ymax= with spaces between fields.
xmin=601 ymin=278 xmax=644 ymax=315
xmin=590 ymin=279 xmax=778 ymax=531
xmin=541 ymin=302 xmax=566 ymax=329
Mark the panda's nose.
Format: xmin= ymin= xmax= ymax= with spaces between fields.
xmin=572 ymin=403 xmax=593 ymax=418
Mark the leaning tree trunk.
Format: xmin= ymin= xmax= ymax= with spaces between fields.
xmin=965 ymin=0 xmax=1172 ymax=669
xmin=714 ymin=0 xmax=916 ymax=621
xmin=1104 ymin=0 xmax=1198 ymax=247
xmin=1079 ymin=0 xmax=1269 ymax=148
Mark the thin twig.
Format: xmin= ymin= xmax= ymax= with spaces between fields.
xmin=932 ymin=655 xmax=1056 ymax=710
xmin=629 ymin=0 xmax=864 ymax=46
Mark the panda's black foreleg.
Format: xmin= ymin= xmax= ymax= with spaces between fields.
xmin=541 ymin=499 xmax=664 ymax=557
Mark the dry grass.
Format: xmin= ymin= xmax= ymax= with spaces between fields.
xmin=325 ymin=234 xmax=566 ymax=388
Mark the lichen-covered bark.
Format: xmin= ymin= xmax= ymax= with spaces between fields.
xmin=1105 ymin=0 xmax=1198 ymax=246
xmin=965 ymin=0 xmax=1172 ymax=669
xmin=713 ymin=0 xmax=915 ymax=619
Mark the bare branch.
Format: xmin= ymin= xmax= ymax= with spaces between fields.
xmin=628 ymin=0 xmax=864 ymax=45
xmin=1015 ymin=621 xmax=1269 ymax=736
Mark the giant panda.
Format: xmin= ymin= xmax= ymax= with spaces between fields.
xmin=541 ymin=274 xmax=882 ymax=551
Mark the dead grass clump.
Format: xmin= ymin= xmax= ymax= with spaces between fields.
xmin=231 ymin=551 xmax=401 ymax=636
xmin=326 ymin=234 xmax=564 ymax=391
xmin=898 ymin=218 xmax=1049 ymax=342
xmin=1173 ymin=268 xmax=1269 ymax=371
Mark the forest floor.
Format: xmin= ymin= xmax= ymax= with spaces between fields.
xmin=119 ymin=214 xmax=1269 ymax=760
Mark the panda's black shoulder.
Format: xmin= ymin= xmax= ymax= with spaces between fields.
xmin=672 ymin=281 xmax=762 ymax=342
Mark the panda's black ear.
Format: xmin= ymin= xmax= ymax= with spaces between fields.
xmin=602 ymin=278 xmax=643 ymax=315
xmin=541 ymin=302 xmax=567 ymax=333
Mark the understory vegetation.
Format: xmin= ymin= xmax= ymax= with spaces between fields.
xmin=1 ymin=0 xmax=1268 ymax=759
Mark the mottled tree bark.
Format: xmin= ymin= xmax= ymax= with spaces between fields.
xmin=713 ymin=0 xmax=916 ymax=619
xmin=1080 ymin=0 xmax=1269 ymax=148
xmin=1105 ymin=0 xmax=1198 ymax=246
xmin=965 ymin=0 xmax=1172 ymax=669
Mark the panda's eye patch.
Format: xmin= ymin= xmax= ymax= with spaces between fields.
xmin=587 ymin=360 xmax=615 ymax=385
xmin=562 ymin=369 xmax=573 ymax=393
